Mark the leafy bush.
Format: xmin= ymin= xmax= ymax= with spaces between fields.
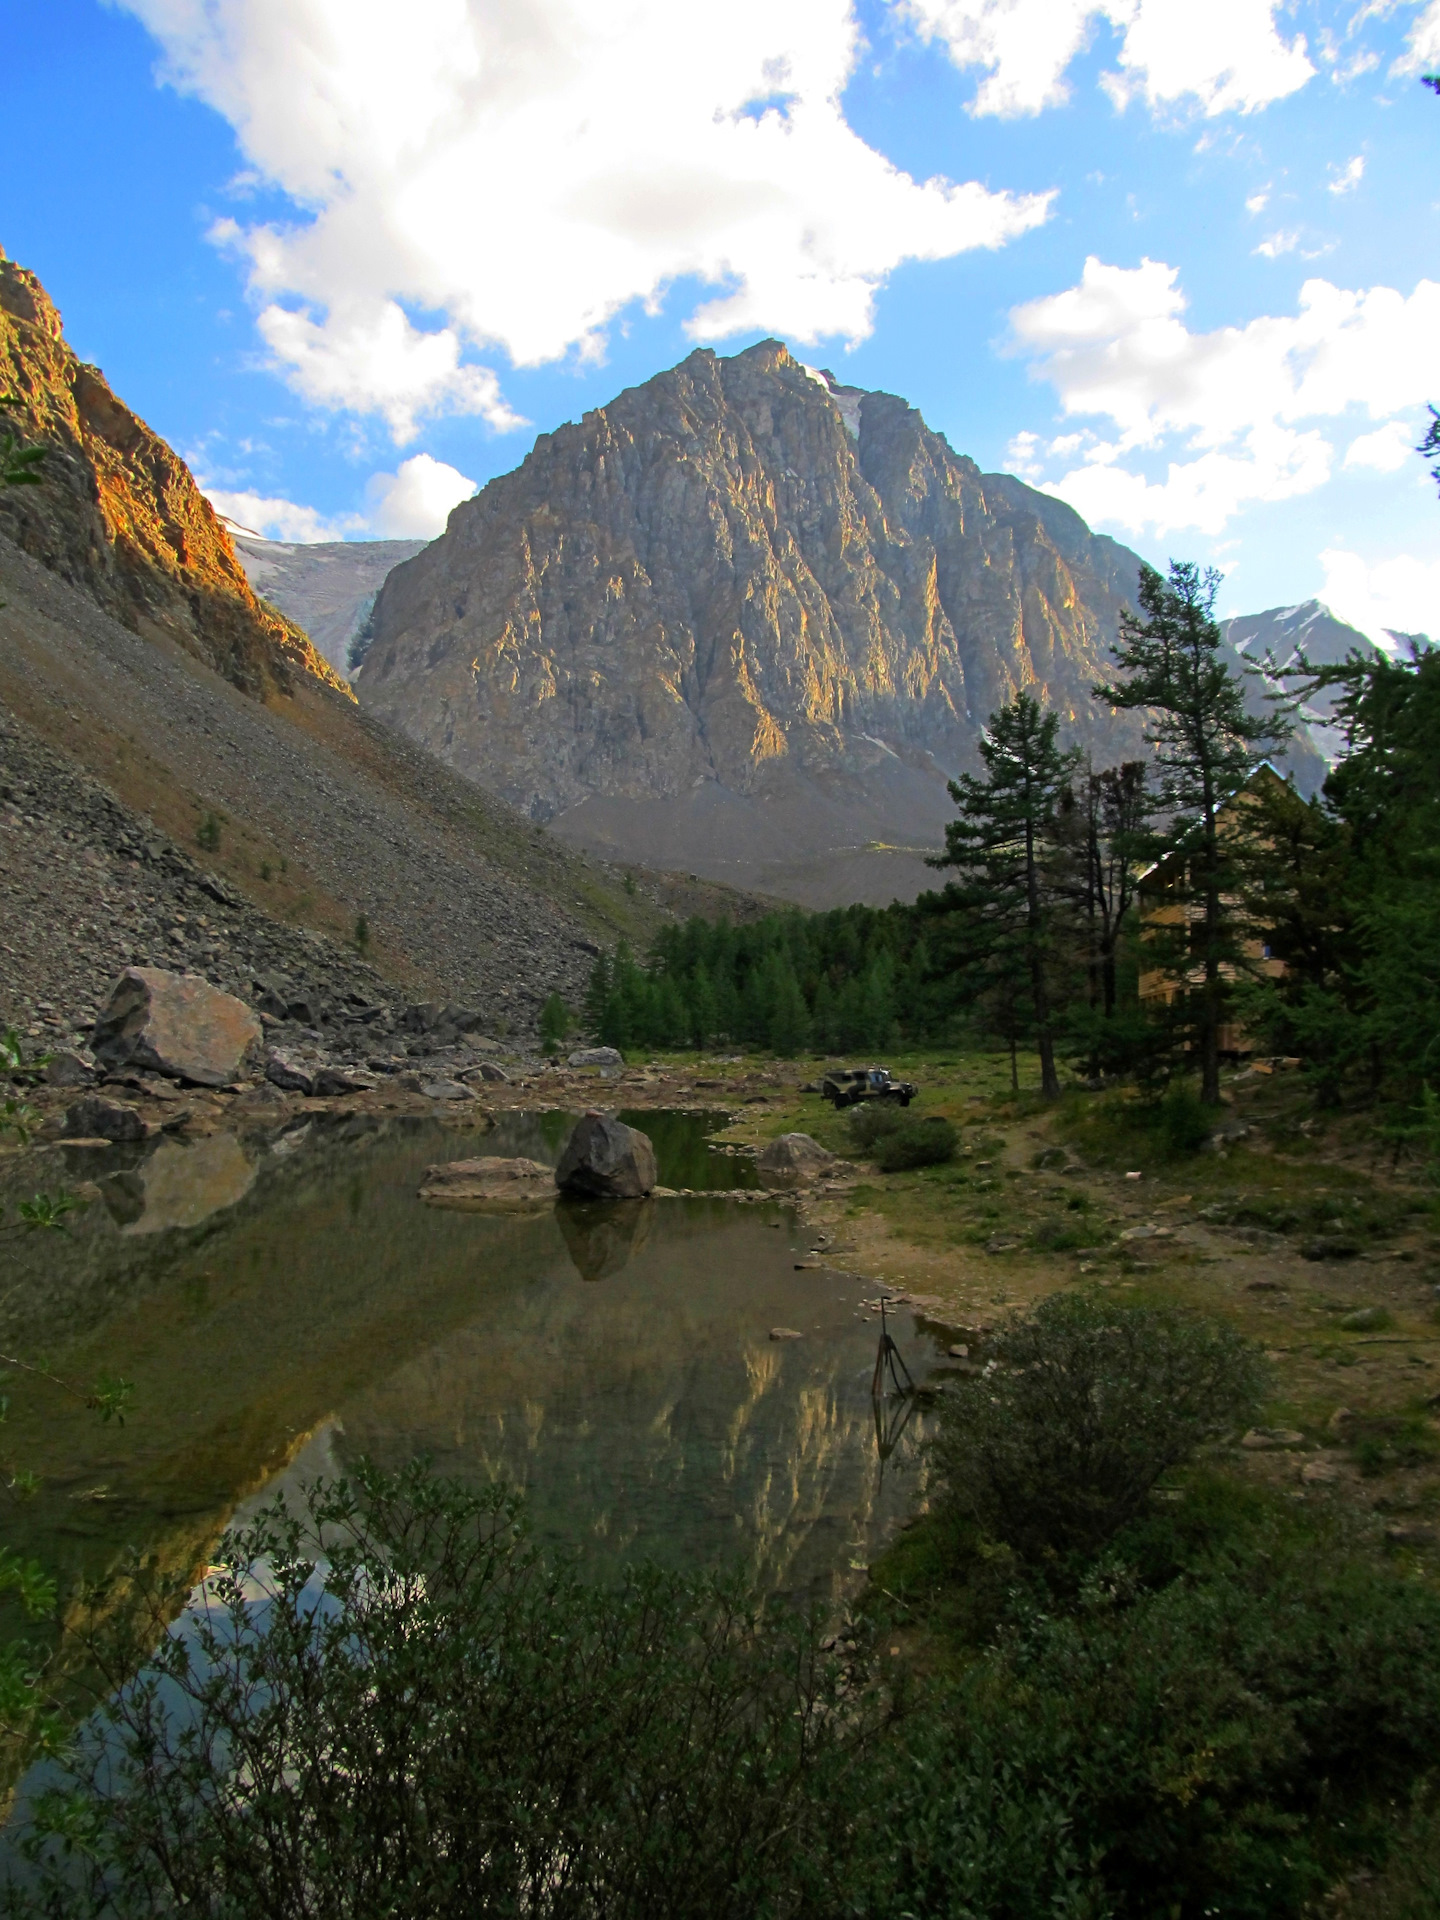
xmin=12 ymin=1464 xmax=861 ymax=1920
xmin=930 ymin=1295 xmax=1267 ymax=1565
xmin=874 ymin=1116 xmax=958 ymax=1171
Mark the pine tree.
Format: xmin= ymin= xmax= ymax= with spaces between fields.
xmin=930 ymin=693 xmax=1080 ymax=1098
xmin=1094 ymin=562 xmax=1291 ymax=1104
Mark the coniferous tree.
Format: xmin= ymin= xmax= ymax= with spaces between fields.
xmin=1094 ymin=562 xmax=1291 ymax=1105
xmin=930 ymin=693 xmax=1080 ymax=1098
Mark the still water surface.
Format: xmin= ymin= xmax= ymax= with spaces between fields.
xmin=5 ymin=1109 xmax=933 ymax=1608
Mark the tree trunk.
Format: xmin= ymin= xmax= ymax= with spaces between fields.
xmin=1024 ymin=819 xmax=1061 ymax=1099
xmin=1009 ymin=1032 xmax=1018 ymax=1091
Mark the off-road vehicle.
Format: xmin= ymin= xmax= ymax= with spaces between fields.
xmin=820 ymin=1065 xmax=917 ymax=1109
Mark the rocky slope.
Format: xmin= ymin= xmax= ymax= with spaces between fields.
xmin=359 ymin=342 xmax=1155 ymax=904
xmin=0 ymin=532 xmax=764 ymax=1050
xmin=228 ymin=531 xmax=425 ymax=676
xmin=0 ymin=249 xmax=344 ymax=699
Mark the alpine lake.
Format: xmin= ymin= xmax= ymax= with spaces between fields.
xmin=1 ymin=1106 xmax=938 ymax=1660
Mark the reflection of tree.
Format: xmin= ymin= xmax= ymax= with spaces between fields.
xmin=555 ymin=1198 xmax=655 ymax=1282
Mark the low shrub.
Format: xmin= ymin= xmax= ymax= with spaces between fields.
xmin=1157 ymin=1079 xmax=1211 ymax=1155
xmin=12 ymin=1465 xmax=863 ymax=1920
xmin=847 ymin=1102 xmax=908 ymax=1151
xmin=930 ymin=1294 xmax=1267 ymax=1565
xmin=874 ymin=1116 xmax=958 ymax=1171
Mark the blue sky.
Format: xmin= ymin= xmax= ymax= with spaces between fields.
xmin=3 ymin=0 xmax=1438 ymax=639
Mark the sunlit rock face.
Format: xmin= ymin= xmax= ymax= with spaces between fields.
xmin=0 ymin=250 xmax=347 ymax=700
xmin=359 ymin=340 xmax=1151 ymax=903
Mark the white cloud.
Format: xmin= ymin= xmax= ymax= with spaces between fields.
xmin=1245 ymin=187 xmax=1270 ymax=213
xmin=1328 ymin=154 xmax=1365 ymax=194
xmin=1392 ymin=0 xmax=1440 ymax=75
xmin=1320 ymin=547 xmax=1438 ymax=644
xmin=904 ymin=0 xmax=1314 ymax=119
xmin=204 ymin=453 xmax=474 ymax=542
xmin=364 ymin=455 xmax=477 ymax=538
xmin=1255 ymin=228 xmax=1300 ymax=257
xmin=119 ymin=0 xmax=1052 ymax=438
xmin=204 ymin=487 xmax=364 ymax=542
xmin=1345 ymin=418 xmax=1418 ymax=472
xmin=1007 ymin=256 xmax=1440 ymax=534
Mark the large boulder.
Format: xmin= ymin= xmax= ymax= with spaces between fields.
xmin=756 ymin=1133 xmax=837 ymax=1189
xmin=555 ymin=1113 xmax=657 ymax=1198
xmin=419 ymin=1156 xmax=555 ymax=1208
xmin=92 ymin=968 xmax=262 ymax=1088
xmin=567 ymin=1046 xmax=623 ymax=1069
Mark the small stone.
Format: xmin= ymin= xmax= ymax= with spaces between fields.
xmin=1384 ymin=1524 xmax=1436 ymax=1548
xmin=1339 ymin=1307 xmax=1391 ymax=1332
xmin=63 ymin=1095 xmax=148 ymax=1143
xmin=985 ymin=1236 xmax=1018 ymax=1255
xmin=418 ymin=1079 xmax=474 ymax=1102
xmin=947 ymin=1343 xmax=969 ymax=1359
xmin=312 ymin=1066 xmax=378 ymax=1096
xmin=265 ymin=1049 xmax=315 ymax=1095
xmin=769 ymin=1327 xmax=803 ymax=1341
xmin=567 ymin=1046 xmax=624 ymax=1069
xmin=44 ymin=1049 xmax=96 ymax=1088
xmin=1241 ymin=1427 xmax=1306 ymax=1450
xmin=473 ymin=1061 xmax=510 ymax=1083
xmin=1124 ymin=1170 xmax=1142 ymax=1181
xmin=1300 ymin=1459 xmax=1340 ymax=1485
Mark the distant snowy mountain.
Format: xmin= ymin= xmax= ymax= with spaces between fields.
xmin=227 ymin=530 xmax=427 ymax=677
xmin=1218 ymin=599 xmax=1385 ymax=772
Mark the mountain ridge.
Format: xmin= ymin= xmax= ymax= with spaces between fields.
xmin=358 ymin=338 xmax=1157 ymax=903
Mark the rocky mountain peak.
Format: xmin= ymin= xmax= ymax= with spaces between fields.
xmin=0 ymin=249 xmax=347 ymax=702
xmin=357 ymin=335 xmax=1154 ymax=901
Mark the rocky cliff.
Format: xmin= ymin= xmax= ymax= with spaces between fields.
xmin=0 ymin=250 xmax=346 ymax=700
xmin=359 ymin=341 xmax=1152 ymax=903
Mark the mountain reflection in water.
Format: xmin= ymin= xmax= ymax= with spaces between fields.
xmin=2 ymin=1110 xmax=932 ymax=1613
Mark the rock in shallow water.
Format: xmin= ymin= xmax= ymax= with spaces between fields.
xmin=92 ymin=967 xmax=262 ymax=1088
xmin=419 ymin=1156 xmax=555 ymax=1207
xmin=555 ymin=1113 xmax=657 ymax=1198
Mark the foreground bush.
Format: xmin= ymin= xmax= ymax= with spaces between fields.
xmin=874 ymin=1116 xmax=957 ymax=1171
xmin=10 ymin=1466 xmax=860 ymax=1920
xmin=931 ymin=1294 xmax=1267 ymax=1564
xmin=848 ymin=1104 xmax=957 ymax=1170
xmin=7 ymin=1464 xmax=1114 ymax=1920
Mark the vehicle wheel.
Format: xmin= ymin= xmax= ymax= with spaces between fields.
xmin=899 ymin=1093 xmax=912 ymax=1107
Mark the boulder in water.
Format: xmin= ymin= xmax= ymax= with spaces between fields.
xmin=92 ymin=967 xmax=262 ymax=1088
xmin=555 ymin=1112 xmax=657 ymax=1198
xmin=419 ymin=1156 xmax=555 ymax=1208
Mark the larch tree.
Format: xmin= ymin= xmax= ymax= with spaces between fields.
xmin=929 ymin=692 xmax=1079 ymax=1099
xmin=1094 ymin=561 xmax=1291 ymax=1105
